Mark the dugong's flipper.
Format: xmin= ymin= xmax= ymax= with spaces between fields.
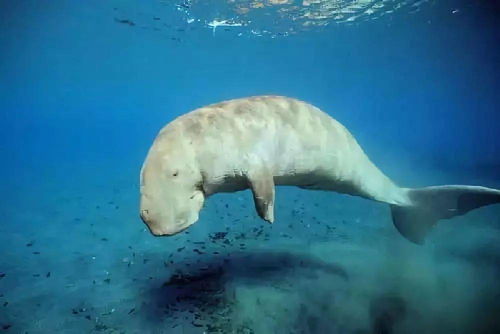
xmin=391 ymin=185 xmax=500 ymax=244
xmin=247 ymin=168 xmax=275 ymax=223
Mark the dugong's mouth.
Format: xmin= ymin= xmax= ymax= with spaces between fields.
xmin=140 ymin=211 xmax=193 ymax=237
xmin=149 ymin=223 xmax=191 ymax=237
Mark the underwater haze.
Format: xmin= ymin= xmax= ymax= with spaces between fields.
xmin=1 ymin=0 xmax=500 ymax=333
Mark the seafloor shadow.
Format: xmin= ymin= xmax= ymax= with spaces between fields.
xmin=370 ymin=294 xmax=407 ymax=334
xmin=143 ymin=250 xmax=348 ymax=331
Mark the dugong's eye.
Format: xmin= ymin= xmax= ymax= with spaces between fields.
xmin=172 ymin=171 xmax=179 ymax=177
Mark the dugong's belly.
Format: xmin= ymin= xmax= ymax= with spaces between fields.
xmin=204 ymin=170 xmax=335 ymax=195
xmin=203 ymin=173 xmax=249 ymax=195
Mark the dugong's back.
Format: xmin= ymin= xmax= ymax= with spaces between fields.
xmin=176 ymin=95 xmax=351 ymax=147
xmin=168 ymin=96 xmax=368 ymax=184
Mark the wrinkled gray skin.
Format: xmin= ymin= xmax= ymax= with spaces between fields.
xmin=139 ymin=96 xmax=500 ymax=243
xmin=140 ymin=96 xmax=408 ymax=236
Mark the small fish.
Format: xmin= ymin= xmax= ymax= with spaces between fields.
xmin=0 ymin=273 xmax=5 ymax=279
xmin=33 ymin=251 xmax=40 ymax=255
xmin=46 ymin=272 xmax=51 ymax=278
xmin=211 ymin=232 xmax=228 ymax=240
xmin=2 ymin=324 xmax=12 ymax=330
xmin=26 ymin=240 xmax=35 ymax=247
xmin=114 ymin=18 xmax=135 ymax=26
xmin=177 ymin=247 xmax=185 ymax=252
xmin=128 ymin=307 xmax=136 ymax=314
xmin=192 ymin=321 xmax=203 ymax=327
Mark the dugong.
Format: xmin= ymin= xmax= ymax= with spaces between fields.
xmin=139 ymin=96 xmax=500 ymax=244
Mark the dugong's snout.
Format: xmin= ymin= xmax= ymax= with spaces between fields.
xmin=140 ymin=201 xmax=201 ymax=237
xmin=140 ymin=209 xmax=178 ymax=236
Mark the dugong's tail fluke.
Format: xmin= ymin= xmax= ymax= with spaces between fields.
xmin=391 ymin=185 xmax=500 ymax=244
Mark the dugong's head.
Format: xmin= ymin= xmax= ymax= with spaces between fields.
xmin=139 ymin=132 xmax=205 ymax=236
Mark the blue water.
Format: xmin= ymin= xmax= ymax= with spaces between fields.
xmin=1 ymin=0 xmax=500 ymax=333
